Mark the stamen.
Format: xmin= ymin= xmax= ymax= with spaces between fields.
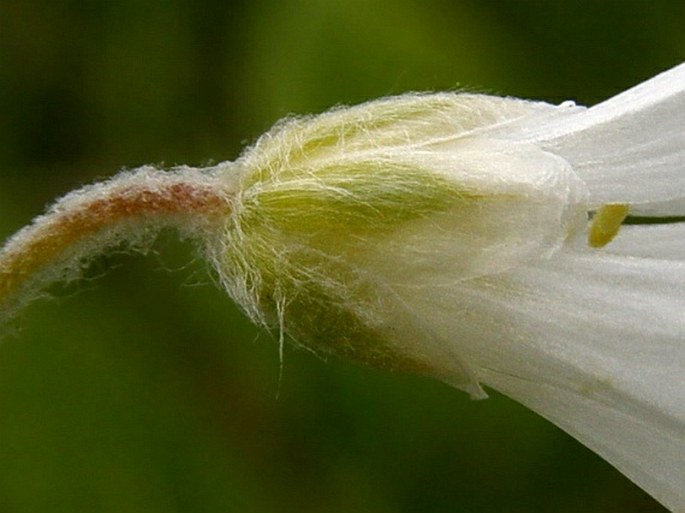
xmin=588 ymin=204 xmax=630 ymax=248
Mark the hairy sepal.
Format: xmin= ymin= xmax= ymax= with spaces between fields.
xmin=211 ymin=94 xmax=587 ymax=393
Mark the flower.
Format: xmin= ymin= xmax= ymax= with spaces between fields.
xmin=1 ymin=63 xmax=683 ymax=511
xmin=209 ymin=63 xmax=685 ymax=511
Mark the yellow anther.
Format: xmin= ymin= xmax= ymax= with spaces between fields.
xmin=588 ymin=204 xmax=630 ymax=248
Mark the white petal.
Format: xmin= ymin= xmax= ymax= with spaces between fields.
xmin=629 ymin=198 xmax=685 ymax=217
xmin=605 ymin=222 xmax=685 ymax=260
xmin=498 ymin=253 xmax=685 ymax=511
xmin=517 ymin=63 xmax=685 ymax=211
xmin=480 ymin=369 xmax=684 ymax=513
xmin=399 ymin=250 xmax=685 ymax=511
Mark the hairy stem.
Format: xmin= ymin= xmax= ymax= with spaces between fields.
xmin=0 ymin=166 xmax=232 ymax=323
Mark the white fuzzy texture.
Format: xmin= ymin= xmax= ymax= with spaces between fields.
xmin=212 ymin=63 xmax=685 ymax=511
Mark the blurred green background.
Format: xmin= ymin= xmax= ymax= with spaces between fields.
xmin=0 ymin=1 xmax=682 ymax=512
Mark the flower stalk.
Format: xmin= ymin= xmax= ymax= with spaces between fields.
xmin=0 ymin=167 xmax=232 ymax=324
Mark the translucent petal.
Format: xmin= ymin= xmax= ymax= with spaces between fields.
xmin=605 ymin=223 xmax=685 ymax=260
xmin=480 ymin=368 xmax=685 ymax=513
xmin=507 ymin=63 xmax=685 ymax=211
xmin=399 ymin=250 xmax=685 ymax=511
xmin=370 ymin=138 xmax=588 ymax=286
xmin=629 ymin=197 xmax=685 ymax=217
xmin=495 ymin=253 xmax=685 ymax=511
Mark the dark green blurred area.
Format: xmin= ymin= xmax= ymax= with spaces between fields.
xmin=0 ymin=1 xmax=682 ymax=511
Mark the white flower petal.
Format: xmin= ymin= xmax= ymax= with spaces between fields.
xmin=480 ymin=368 xmax=684 ymax=513
xmin=628 ymin=197 xmax=685 ymax=217
xmin=397 ymin=250 xmax=685 ymax=511
xmin=605 ymin=222 xmax=685 ymax=260
xmin=517 ymin=63 xmax=685 ymax=211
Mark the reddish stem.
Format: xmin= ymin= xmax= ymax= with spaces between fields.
xmin=0 ymin=170 xmax=231 ymax=313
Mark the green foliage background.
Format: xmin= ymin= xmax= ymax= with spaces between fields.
xmin=0 ymin=1 xmax=682 ymax=512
